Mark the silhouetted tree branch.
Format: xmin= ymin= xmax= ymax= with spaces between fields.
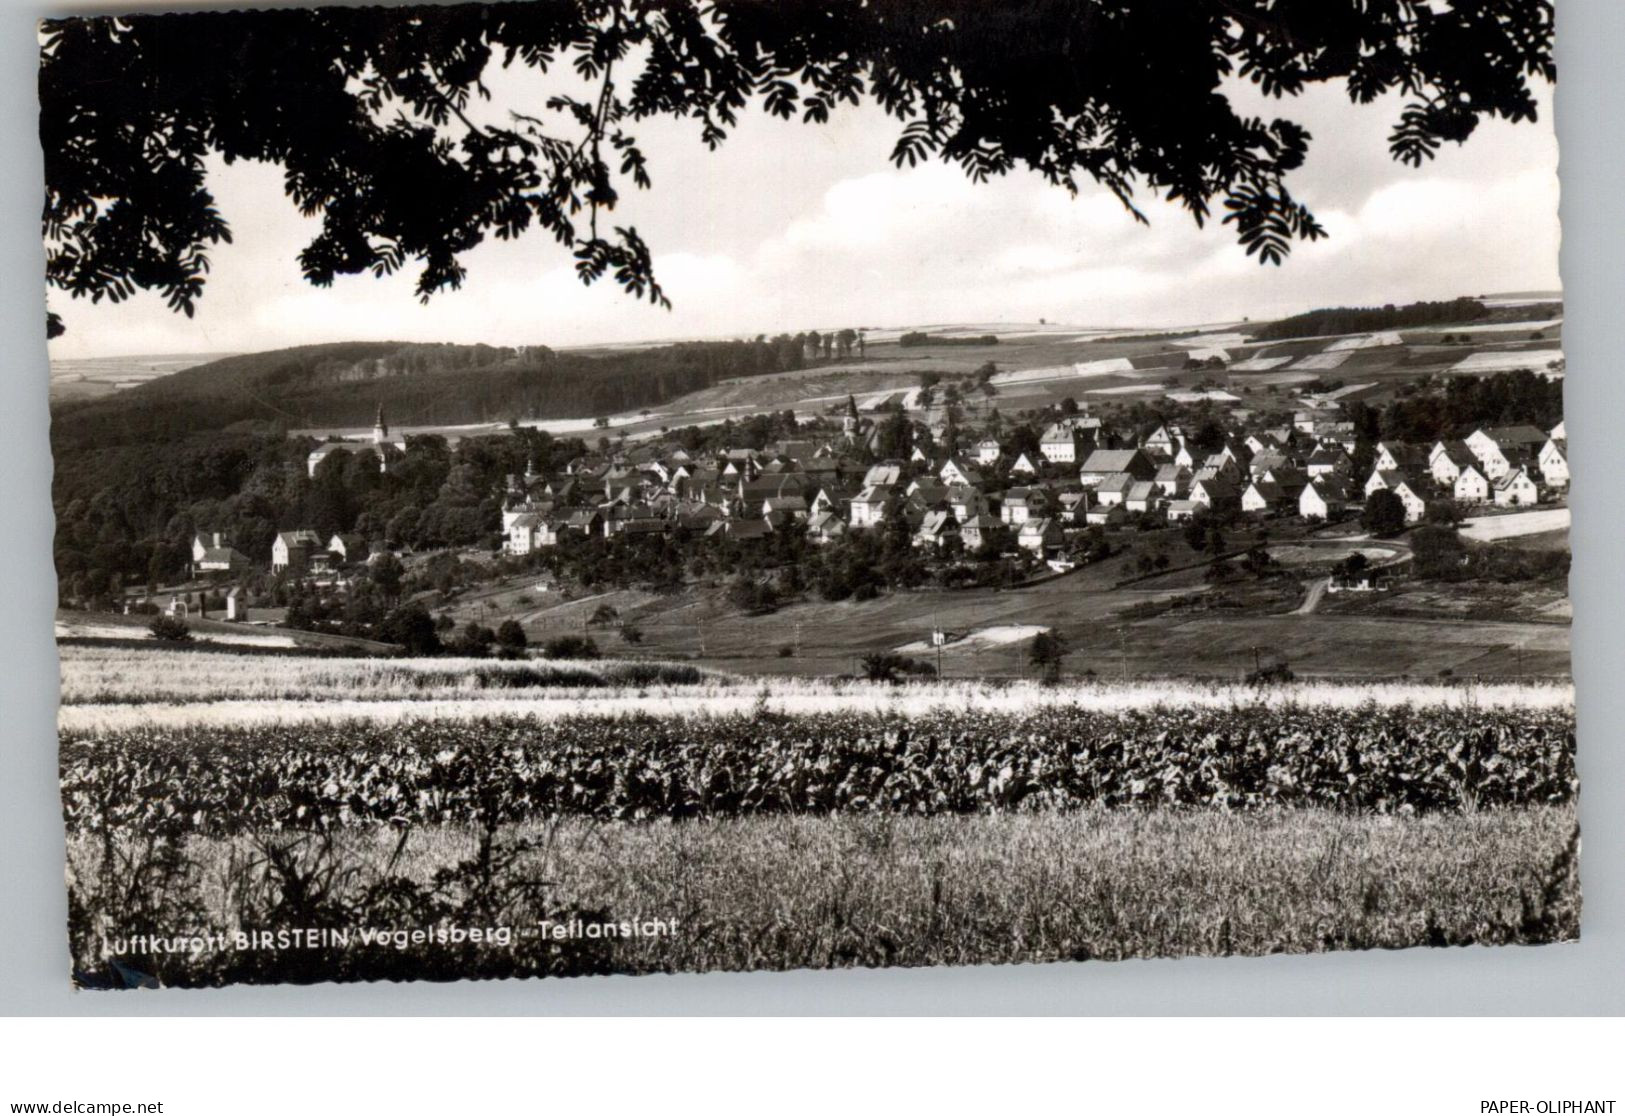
xmin=39 ymin=0 xmax=1555 ymax=338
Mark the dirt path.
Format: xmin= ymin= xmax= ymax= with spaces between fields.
xmin=1294 ymin=577 xmax=1330 ymax=616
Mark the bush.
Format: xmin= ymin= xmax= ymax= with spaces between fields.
xmin=147 ymin=614 xmax=193 ymax=642
xmin=859 ymin=652 xmax=934 ymax=683
xmin=377 ymin=603 xmax=442 ymax=655
xmin=496 ymin=620 xmax=527 ymax=652
xmin=1246 ymin=661 xmax=1296 ymax=685
xmin=1361 ymin=489 xmax=1407 ymax=538
xmin=777 ymin=645 xmax=795 ymax=658
xmin=542 ymin=635 xmax=600 ymax=660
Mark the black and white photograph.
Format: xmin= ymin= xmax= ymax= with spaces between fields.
xmin=40 ymin=0 xmax=1575 ymax=991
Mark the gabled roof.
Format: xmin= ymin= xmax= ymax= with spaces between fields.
xmin=1378 ymin=443 xmax=1428 ymax=467
xmin=1477 ymin=424 xmax=1548 ymax=448
xmin=1079 ymin=449 xmax=1147 ymax=473
xmin=1310 ymin=475 xmax=1353 ymax=500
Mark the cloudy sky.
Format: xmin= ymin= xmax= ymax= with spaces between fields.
xmin=45 ymin=56 xmax=1560 ymax=360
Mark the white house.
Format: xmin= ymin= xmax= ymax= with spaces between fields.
xmin=959 ymin=514 xmax=1002 ymax=552
xmin=1079 ymin=449 xmax=1154 ymax=487
xmin=1430 ymin=441 xmax=1476 ymax=487
xmin=1305 ymin=446 xmax=1349 ymax=478
xmin=1124 ymin=481 xmax=1160 ymax=514
xmin=271 ymin=529 xmax=324 ymax=573
xmin=848 ymin=486 xmax=893 ymax=528
xmin=806 ymin=510 xmax=846 ymax=545
xmin=1038 ymin=418 xmax=1100 ymax=464
xmin=1242 ymin=480 xmax=1283 ymax=516
xmin=914 ymin=510 xmax=960 ymax=550
xmin=1373 ymin=442 xmax=1427 ymax=474
xmin=1153 ymin=464 xmax=1190 ymax=498
xmin=504 ymin=513 xmax=541 ymax=556
xmin=946 ymin=485 xmax=988 ymax=522
xmin=1189 ymin=476 xmax=1237 ymax=511
xmin=1385 ymin=480 xmax=1429 ymax=523
xmin=1538 ymin=437 xmax=1569 ymax=489
xmin=973 ymin=439 xmax=1003 ymax=466
xmin=1493 ymin=467 xmax=1540 ymax=508
xmin=1000 ymin=488 xmax=1050 ymax=525
xmin=938 ymin=458 xmax=984 ymax=487
xmin=1142 ymin=424 xmax=1177 ymax=457
xmin=1453 ymin=464 xmax=1491 ymax=504
xmin=191 ymin=532 xmax=249 ymax=575
xmin=1094 ymin=473 xmax=1135 ymax=507
xmin=1466 ymin=425 xmax=1546 ymax=481
xmin=1299 ymin=477 xmax=1350 ymax=521
xmin=1017 ymin=517 xmax=1063 ymax=554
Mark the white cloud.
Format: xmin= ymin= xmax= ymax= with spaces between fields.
xmin=45 ymin=78 xmax=1561 ymax=358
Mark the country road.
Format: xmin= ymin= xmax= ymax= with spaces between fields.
xmin=1294 ymin=577 xmax=1330 ymax=616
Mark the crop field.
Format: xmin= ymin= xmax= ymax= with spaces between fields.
xmin=59 ymin=645 xmax=1579 ymax=988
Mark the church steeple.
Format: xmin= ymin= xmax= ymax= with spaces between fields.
xmin=372 ymin=402 xmax=389 ymax=446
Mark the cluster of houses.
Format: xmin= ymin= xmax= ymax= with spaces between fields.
xmin=188 ymin=400 xmax=1569 ymax=583
xmin=491 ymin=405 xmax=1568 ymax=562
xmin=186 ymin=529 xmax=384 ymax=580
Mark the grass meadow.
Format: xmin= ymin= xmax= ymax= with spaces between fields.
xmin=65 ymin=806 xmax=1578 ymax=983
xmin=58 ymin=643 xmax=1580 ymax=988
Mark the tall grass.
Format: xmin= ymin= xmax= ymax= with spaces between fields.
xmin=58 ymin=645 xmax=722 ymax=707
xmin=57 ymin=644 xmax=1572 ymax=735
xmin=64 ymin=805 xmax=1580 ymax=986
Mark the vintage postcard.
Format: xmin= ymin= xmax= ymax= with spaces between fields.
xmin=42 ymin=0 xmax=1572 ymax=989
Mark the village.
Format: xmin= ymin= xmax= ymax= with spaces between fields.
xmin=106 ymin=358 xmax=1566 ymax=679
xmin=230 ymin=390 xmax=1566 ymax=583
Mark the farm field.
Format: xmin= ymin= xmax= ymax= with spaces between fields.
xmin=59 ymin=659 xmax=1577 ymax=987
xmin=66 ymin=805 xmax=1578 ymax=981
xmin=427 ymin=560 xmax=1570 ymax=681
xmin=275 ymin=303 xmax=1565 ymax=447
xmin=1461 ymin=508 xmax=1571 ymax=542
xmin=47 ymin=352 xmax=237 ymax=401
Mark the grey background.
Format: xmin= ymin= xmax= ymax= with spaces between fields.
xmin=2 ymin=0 xmax=1620 ymax=1016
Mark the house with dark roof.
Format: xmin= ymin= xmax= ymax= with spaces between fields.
xmin=1078 ymin=448 xmax=1155 ymax=487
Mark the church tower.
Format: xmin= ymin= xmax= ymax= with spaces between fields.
xmin=372 ymin=402 xmax=389 ymax=447
xmin=843 ymin=394 xmax=860 ymax=437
